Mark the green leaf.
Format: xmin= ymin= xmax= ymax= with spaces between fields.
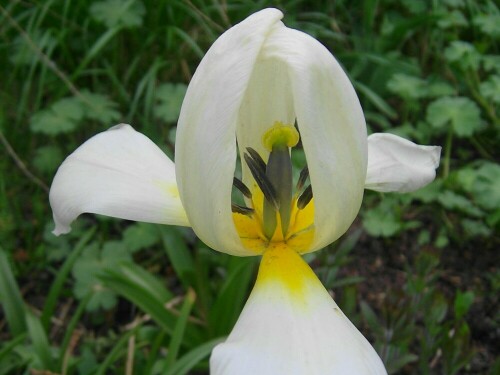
xmin=164 ymin=288 xmax=196 ymax=369
xmin=386 ymin=73 xmax=427 ymax=100
xmin=363 ymin=199 xmax=403 ymax=237
xmin=353 ymin=81 xmax=398 ymax=119
xmin=110 ymin=262 xmax=173 ymax=303
xmin=122 ymin=222 xmax=160 ymax=253
xmin=473 ymin=14 xmax=500 ymax=37
xmin=160 ymin=227 xmax=195 ymax=287
xmin=30 ymin=97 xmax=84 ymax=135
xmin=78 ymin=90 xmax=121 ymax=124
xmin=209 ymin=257 xmax=256 ymax=336
xmin=42 ymin=228 xmax=95 ymax=329
xmin=10 ymin=30 xmax=56 ymax=66
xmin=473 ymin=163 xmax=500 ymax=210
xmin=437 ymin=190 xmax=483 ymax=217
xmin=427 ymin=81 xmax=456 ymax=98
xmin=401 ymin=0 xmax=427 ymax=14
xmin=72 ymin=242 xmax=131 ymax=311
xmin=99 ymin=268 xmax=184 ymax=340
xmin=479 ymin=75 xmax=500 ymax=104
xmin=76 ymin=347 xmax=99 ymax=375
xmin=95 ymin=327 xmax=138 ymax=375
xmin=426 ymin=97 xmax=482 ymax=137
xmin=458 ymin=162 xmax=500 ymax=211
xmin=442 ymin=0 xmax=465 ymax=8
xmin=483 ymin=55 xmax=500 ymax=73
xmin=437 ymin=10 xmax=468 ymax=29
xmin=58 ymin=295 xmax=91 ymax=371
xmin=0 ymin=248 xmax=27 ymax=336
xmin=90 ymin=0 xmax=146 ymax=29
xmin=444 ymin=41 xmax=481 ymax=70
xmin=26 ymin=310 xmax=53 ymax=371
xmin=461 ymin=218 xmax=491 ymax=237
xmin=154 ymin=83 xmax=188 ymax=123
xmin=360 ymin=301 xmax=384 ymax=337
xmin=454 ymin=290 xmax=474 ymax=319
xmin=164 ymin=338 xmax=225 ymax=375
xmin=0 ymin=333 xmax=26 ymax=362
xmin=32 ymin=145 xmax=63 ymax=174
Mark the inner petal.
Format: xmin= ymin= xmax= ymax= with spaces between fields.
xmin=236 ymin=58 xmax=295 ymax=189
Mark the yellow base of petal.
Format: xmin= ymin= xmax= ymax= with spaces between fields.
xmin=232 ymin=185 xmax=315 ymax=254
xmin=255 ymin=243 xmax=320 ymax=303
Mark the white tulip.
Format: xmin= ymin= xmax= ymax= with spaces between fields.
xmin=49 ymin=8 xmax=441 ymax=375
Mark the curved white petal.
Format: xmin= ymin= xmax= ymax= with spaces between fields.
xmin=261 ymin=27 xmax=367 ymax=252
xmin=211 ymin=246 xmax=387 ymax=375
xmin=236 ymin=53 xmax=295 ymax=188
xmin=175 ymin=9 xmax=284 ymax=256
xmin=49 ymin=124 xmax=189 ymax=235
xmin=365 ymin=133 xmax=441 ymax=193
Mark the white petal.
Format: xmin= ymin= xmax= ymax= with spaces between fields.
xmin=49 ymin=124 xmax=189 ymax=235
xmin=211 ymin=246 xmax=387 ymax=375
xmin=175 ymin=9 xmax=283 ymax=256
xmin=236 ymin=54 xmax=295 ymax=188
xmin=261 ymin=27 xmax=368 ymax=252
xmin=365 ymin=133 xmax=441 ymax=193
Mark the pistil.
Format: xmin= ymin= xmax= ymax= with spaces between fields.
xmin=264 ymin=144 xmax=293 ymax=238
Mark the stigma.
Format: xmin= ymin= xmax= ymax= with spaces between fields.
xmin=232 ymin=122 xmax=315 ymax=253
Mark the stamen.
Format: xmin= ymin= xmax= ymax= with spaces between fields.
xmin=231 ymin=204 xmax=254 ymax=216
xmin=296 ymin=166 xmax=309 ymax=192
xmin=297 ymin=184 xmax=313 ymax=209
xmin=243 ymin=151 xmax=280 ymax=211
xmin=245 ymin=147 xmax=266 ymax=175
xmin=233 ymin=177 xmax=252 ymax=199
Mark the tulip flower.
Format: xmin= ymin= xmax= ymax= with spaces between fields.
xmin=49 ymin=8 xmax=440 ymax=375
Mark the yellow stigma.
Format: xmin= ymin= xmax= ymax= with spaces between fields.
xmin=262 ymin=121 xmax=300 ymax=151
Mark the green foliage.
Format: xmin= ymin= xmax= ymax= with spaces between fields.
xmin=426 ymin=97 xmax=483 ymax=137
xmin=90 ymin=0 xmax=146 ymax=29
xmin=1 ymin=0 xmax=498 ymax=374
xmin=72 ymin=241 xmax=132 ymax=311
xmin=0 ymin=248 xmax=27 ymax=336
xmin=30 ymin=97 xmax=84 ymax=135
xmin=154 ymin=83 xmax=188 ymax=123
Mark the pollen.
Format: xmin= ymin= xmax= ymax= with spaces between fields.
xmin=262 ymin=121 xmax=300 ymax=151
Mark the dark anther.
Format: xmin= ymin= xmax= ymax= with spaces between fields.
xmin=231 ymin=204 xmax=254 ymax=216
xmin=245 ymin=147 xmax=266 ymax=174
xmin=243 ymin=152 xmax=280 ymax=211
xmin=296 ymin=166 xmax=309 ymax=192
xmin=297 ymin=184 xmax=313 ymax=209
xmin=233 ymin=177 xmax=252 ymax=199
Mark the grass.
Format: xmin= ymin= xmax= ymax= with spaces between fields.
xmin=0 ymin=0 xmax=499 ymax=374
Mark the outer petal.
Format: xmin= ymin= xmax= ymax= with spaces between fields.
xmin=175 ymin=9 xmax=284 ymax=256
xmin=261 ymin=27 xmax=368 ymax=252
xmin=365 ymin=133 xmax=441 ymax=193
xmin=211 ymin=245 xmax=387 ymax=375
xmin=49 ymin=124 xmax=189 ymax=234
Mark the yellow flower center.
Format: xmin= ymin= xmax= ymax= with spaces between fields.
xmin=232 ymin=122 xmax=315 ymax=254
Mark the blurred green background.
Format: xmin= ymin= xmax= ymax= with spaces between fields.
xmin=0 ymin=0 xmax=498 ymax=374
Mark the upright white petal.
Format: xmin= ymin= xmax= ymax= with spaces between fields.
xmin=236 ymin=53 xmax=295 ymax=187
xmin=49 ymin=124 xmax=189 ymax=235
xmin=261 ymin=27 xmax=368 ymax=252
xmin=211 ymin=245 xmax=387 ymax=375
xmin=365 ymin=133 xmax=441 ymax=193
xmin=175 ymin=9 xmax=284 ymax=256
